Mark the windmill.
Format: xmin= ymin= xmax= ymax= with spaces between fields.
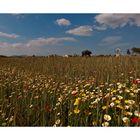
xmin=115 ymin=48 xmax=121 ymax=57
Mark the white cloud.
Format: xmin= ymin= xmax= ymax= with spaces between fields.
xmin=0 ymin=42 xmax=22 ymax=49
xmin=0 ymin=36 xmax=76 ymax=55
xmin=0 ymin=31 xmax=19 ymax=38
xmin=26 ymin=37 xmax=76 ymax=47
xmin=95 ymin=14 xmax=140 ymax=29
xmin=66 ymin=25 xmax=93 ymax=36
xmin=102 ymin=36 xmax=122 ymax=45
xmin=0 ymin=37 xmax=76 ymax=49
xmin=93 ymin=25 xmax=107 ymax=31
xmin=56 ymin=18 xmax=71 ymax=26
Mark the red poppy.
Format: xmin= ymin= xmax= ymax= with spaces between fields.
xmin=132 ymin=117 xmax=138 ymax=124
xmin=133 ymin=79 xmax=139 ymax=85
xmin=45 ymin=103 xmax=51 ymax=112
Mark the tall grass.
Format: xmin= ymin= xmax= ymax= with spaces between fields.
xmin=0 ymin=56 xmax=140 ymax=126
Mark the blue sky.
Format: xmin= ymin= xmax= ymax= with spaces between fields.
xmin=0 ymin=14 xmax=140 ymax=56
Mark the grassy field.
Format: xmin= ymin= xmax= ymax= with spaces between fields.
xmin=0 ymin=56 xmax=140 ymax=126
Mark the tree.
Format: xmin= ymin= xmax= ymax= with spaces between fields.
xmin=81 ymin=50 xmax=92 ymax=57
xmin=131 ymin=47 xmax=140 ymax=55
xmin=127 ymin=49 xmax=131 ymax=55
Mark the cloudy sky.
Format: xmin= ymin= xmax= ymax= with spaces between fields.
xmin=0 ymin=14 xmax=140 ymax=56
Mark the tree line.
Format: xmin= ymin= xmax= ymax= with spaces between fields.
xmin=82 ymin=47 xmax=140 ymax=57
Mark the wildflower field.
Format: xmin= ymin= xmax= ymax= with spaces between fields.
xmin=0 ymin=56 xmax=140 ymax=126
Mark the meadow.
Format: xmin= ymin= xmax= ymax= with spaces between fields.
xmin=0 ymin=56 xmax=140 ymax=126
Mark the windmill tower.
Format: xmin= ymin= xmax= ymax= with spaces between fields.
xmin=115 ymin=48 xmax=121 ymax=57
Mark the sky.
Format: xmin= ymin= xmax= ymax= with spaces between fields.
xmin=0 ymin=14 xmax=140 ymax=56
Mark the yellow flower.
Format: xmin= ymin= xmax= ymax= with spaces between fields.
xmin=112 ymin=97 xmax=116 ymax=101
xmin=88 ymin=112 xmax=92 ymax=115
xmin=125 ymin=89 xmax=130 ymax=93
xmin=82 ymin=93 xmax=86 ymax=97
xmin=102 ymin=106 xmax=107 ymax=110
xmin=102 ymin=122 xmax=109 ymax=127
xmin=124 ymin=100 xmax=129 ymax=104
xmin=104 ymin=114 xmax=111 ymax=121
xmin=74 ymin=108 xmax=80 ymax=114
xmin=58 ymin=95 xmax=63 ymax=102
xmin=113 ymin=90 xmax=117 ymax=93
xmin=84 ymin=110 xmax=92 ymax=115
xmin=116 ymin=105 xmax=123 ymax=109
xmin=115 ymin=100 xmax=120 ymax=104
xmin=118 ymin=84 xmax=122 ymax=89
xmin=74 ymin=97 xmax=81 ymax=106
